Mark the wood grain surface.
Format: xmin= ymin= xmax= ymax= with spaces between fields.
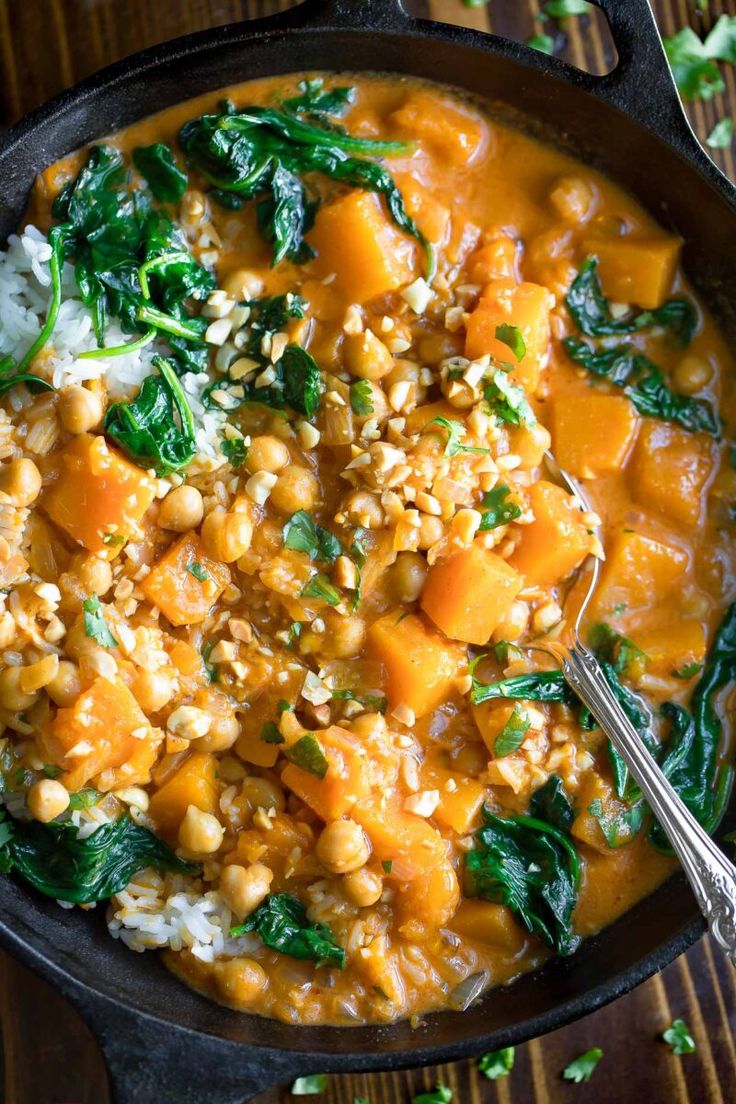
xmin=1 ymin=1 xmax=735 ymax=1101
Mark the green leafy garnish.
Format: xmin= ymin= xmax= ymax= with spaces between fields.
xmin=588 ymin=797 xmax=646 ymax=849
xmin=83 ymin=594 xmax=118 ymax=648
xmin=231 ymin=892 xmax=345 ymax=967
xmin=0 ymin=812 xmax=197 ymax=904
xmin=382 ymin=859 xmax=393 ymax=873
xmin=290 ymin=1074 xmax=328 ymax=1095
xmin=465 ymin=806 xmax=580 ymax=955
xmin=484 ymin=368 xmax=536 ymax=426
xmin=284 ymin=734 xmax=329 ymax=778
xmin=186 ymin=562 xmax=209 ymax=582
xmin=283 ymin=78 xmax=355 ymax=120
xmin=494 ymin=704 xmax=531 ymax=758
xmin=411 ymin=1087 xmax=452 ymax=1104
xmin=664 ymin=17 xmax=736 ymax=101
xmin=301 ymin=574 xmax=341 ymax=607
xmin=662 ymin=1018 xmax=696 ymax=1055
xmin=707 ymin=117 xmax=734 ymax=149
xmin=562 ymin=1048 xmax=603 ymax=1083
xmin=478 ymin=484 xmax=522 ymax=531
xmin=331 ymin=689 xmax=387 ymax=713
xmin=427 ymin=415 xmax=487 ymax=457
xmin=478 ymin=1047 xmax=515 ymax=1080
xmin=67 ymin=789 xmax=102 ymax=811
xmin=105 ymin=356 xmax=197 ymax=474
xmin=544 ymin=0 xmax=592 ymax=15
xmin=529 ymin=776 xmax=574 ymax=833
xmin=589 ymin=622 xmax=648 ymax=679
xmin=283 ymin=511 xmax=343 ymax=563
xmin=220 ymin=433 xmax=247 ymax=468
xmin=527 ymin=33 xmax=555 ymax=55
xmin=178 ymin=100 xmax=432 ymax=275
xmin=0 ymin=358 xmax=55 ymax=398
xmin=471 ymin=668 xmax=573 ymax=706
xmin=495 ymin=323 xmax=526 ymax=361
xmin=672 ymin=662 xmax=702 ymax=680
xmin=566 ymin=257 xmax=696 ymax=343
xmin=260 ymin=721 xmax=285 ymax=745
xmin=349 ymin=379 xmax=374 ymax=415
xmin=133 ymin=143 xmax=188 ymax=203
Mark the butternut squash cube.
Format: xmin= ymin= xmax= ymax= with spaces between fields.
xmin=464 ymin=279 xmax=553 ymax=391
xmin=44 ymin=433 xmax=157 ymax=556
xmin=148 ymin=751 xmax=219 ymax=836
xmin=465 ymin=237 xmax=517 ymax=284
xmin=473 ymin=700 xmax=521 ymax=758
xmin=391 ymin=90 xmax=488 ymax=166
xmin=592 ymin=530 xmax=689 ymax=619
xmin=142 ymin=533 xmax=230 ymax=627
xmin=308 ymin=190 xmax=416 ymax=303
xmin=421 ymin=761 xmax=486 ymax=834
xmin=367 ymin=609 xmax=465 ymax=717
xmin=404 ymin=399 xmax=458 ymax=437
xmin=352 ymin=793 xmax=448 ymax=881
xmin=631 ymin=620 xmax=706 ymax=678
xmin=421 ymin=543 xmax=523 ymax=645
xmin=450 ymin=899 xmax=525 ymax=950
xmin=510 ymin=480 xmax=592 ymax=588
xmin=552 ymin=392 xmax=639 ymax=478
xmin=584 ymin=234 xmax=680 ymax=309
xmin=631 ymin=420 xmax=714 ymax=527
xmin=280 ymin=725 xmax=370 ymax=821
xmin=394 ymin=171 xmax=451 ymax=245
xmin=235 ymin=728 xmax=281 ymax=769
xmin=45 ymin=677 xmax=154 ymax=791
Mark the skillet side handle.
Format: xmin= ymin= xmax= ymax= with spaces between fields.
xmin=68 ymin=986 xmax=295 ymax=1104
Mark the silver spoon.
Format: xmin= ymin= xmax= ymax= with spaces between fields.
xmin=530 ymin=451 xmax=736 ymax=964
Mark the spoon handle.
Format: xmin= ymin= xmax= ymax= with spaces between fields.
xmin=561 ymin=643 xmax=736 ymax=965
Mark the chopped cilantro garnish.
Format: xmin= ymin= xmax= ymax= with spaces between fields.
xmin=427 ymin=415 xmax=488 ymax=457
xmin=495 ymin=323 xmax=526 ymax=361
xmin=662 ymin=1018 xmax=696 ymax=1055
xmin=349 ymin=379 xmax=374 ymax=415
xmin=82 ymin=594 xmax=118 ymax=648
xmin=478 ymin=1046 xmax=515 ymax=1080
xmin=562 ymin=1047 xmax=603 ymax=1083
xmin=186 ymin=562 xmax=209 ymax=582
xmin=284 ymin=734 xmax=329 ymax=778
xmin=494 ymin=704 xmax=531 ymax=758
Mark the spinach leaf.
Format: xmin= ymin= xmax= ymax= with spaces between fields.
xmin=493 ymin=704 xmax=531 ymax=757
xmin=233 ymin=892 xmax=345 ymax=967
xmin=104 ymin=355 xmax=197 ymax=475
xmin=566 ymin=257 xmax=697 ymax=343
xmin=281 ymin=345 xmax=321 ymax=418
xmin=283 ymin=78 xmax=356 ymax=120
xmin=529 ymin=775 xmax=574 ymax=833
xmin=178 ymin=102 xmax=432 ymax=275
xmin=471 ymin=669 xmax=573 ymax=706
xmin=0 ymin=813 xmax=197 ymax=904
xmin=283 ymin=511 xmax=343 ymax=563
xmin=466 ymin=808 xmax=581 ymax=955
xmin=588 ymin=622 xmax=648 ymax=679
xmin=563 ymin=338 xmax=718 ymax=435
xmin=588 ymin=797 xmax=647 ymax=848
xmin=478 ymin=484 xmax=522 ymax=531
xmin=133 ymin=143 xmax=188 ymax=204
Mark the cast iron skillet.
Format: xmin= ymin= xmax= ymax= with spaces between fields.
xmin=1 ymin=1 xmax=735 ymax=1100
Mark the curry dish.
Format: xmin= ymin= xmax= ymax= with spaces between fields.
xmin=0 ymin=73 xmax=733 ymax=1025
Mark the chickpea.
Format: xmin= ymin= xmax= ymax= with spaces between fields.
xmin=343 ymin=867 xmax=383 ymax=908
xmin=385 ymin=358 xmax=420 ymax=391
xmin=220 ymin=862 xmax=273 ymax=919
xmin=350 ymin=712 xmax=387 ymax=741
xmin=417 ymin=332 xmax=464 ymax=367
xmin=344 ymin=490 xmax=384 ymax=529
xmin=178 ymin=804 xmax=225 ymax=854
xmin=492 ymin=599 xmax=529 ymax=643
xmin=159 ymin=485 xmax=204 ymax=532
xmin=222 ymin=268 xmax=264 ymax=301
xmin=549 ymin=175 xmax=596 ymax=223
xmin=390 ymin=551 xmax=428 ymax=603
xmin=269 ymin=465 xmax=319 ymax=514
xmin=508 ymin=422 xmax=551 ymax=470
xmin=317 ymin=610 xmax=366 ymax=659
xmin=316 ymin=818 xmax=370 ymax=874
xmin=70 ymin=552 xmax=113 ymax=597
xmin=0 ymin=666 xmax=39 ymax=712
xmin=27 ymin=778 xmax=70 ymax=823
xmin=241 ymin=776 xmax=286 ymax=814
xmin=46 ymin=660 xmax=81 ymax=707
xmin=58 ymin=386 xmax=103 ymax=435
xmin=245 ymin=435 xmax=290 ymax=475
xmin=201 ymin=508 xmax=253 ymax=563
xmin=213 ymin=957 xmax=267 ymax=1007
xmin=130 ymin=669 xmax=173 ymax=713
xmin=417 ymin=514 xmax=444 ymax=550
xmin=674 ymin=354 xmax=713 ymax=395
xmin=0 ymin=458 xmax=42 ymax=507
xmin=192 ymin=707 xmax=240 ymax=752
xmin=343 ymin=330 xmax=394 ymax=380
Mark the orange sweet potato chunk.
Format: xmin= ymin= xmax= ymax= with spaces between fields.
xmin=421 ymin=543 xmax=522 ymax=645
xmin=584 ymin=234 xmax=680 ymax=310
xmin=632 ymin=620 xmax=706 ymax=678
xmin=464 ymin=279 xmax=553 ymax=391
xmin=631 ymin=420 xmax=715 ymax=527
xmin=510 ymin=480 xmax=592 ymax=588
xmin=367 ymin=609 xmax=464 ymax=717
xmin=391 ymin=90 xmax=488 ymax=166
xmin=142 ymin=533 xmax=230 ymax=627
xmin=44 ymin=434 xmax=157 ymax=556
xmin=280 ymin=725 xmax=370 ymax=821
xmin=308 ymin=191 xmax=416 ymax=303
xmin=592 ymin=531 xmax=689 ymax=619
xmin=352 ymin=793 xmax=448 ymax=881
xmin=148 ymin=751 xmax=219 ymax=835
xmin=553 ymin=392 xmax=639 ymax=478
xmin=45 ymin=677 xmax=154 ymax=790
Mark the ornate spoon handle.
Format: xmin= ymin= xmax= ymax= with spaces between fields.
xmin=559 ymin=642 xmax=736 ymax=964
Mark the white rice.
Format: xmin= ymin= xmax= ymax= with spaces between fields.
xmin=0 ymin=226 xmax=227 ymax=464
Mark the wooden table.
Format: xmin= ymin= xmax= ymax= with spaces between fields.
xmin=1 ymin=1 xmax=735 ymax=1100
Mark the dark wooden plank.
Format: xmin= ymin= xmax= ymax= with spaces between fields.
xmin=0 ymin=2 xmax=735 ymax=1102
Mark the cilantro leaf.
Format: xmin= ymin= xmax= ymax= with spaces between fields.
xmin=411 ymin=1087 xmax=452 ymax=1104
xmin=284 ymin=734 xmax=329 ymax=778
xmin=83 ymin=594 xmax=118 ymax=648
xmin=707 ymin=117 xmax=734 ymax=148
xmin=301 ymin=574 xmax=342 ymax=607
xmin=260 ymin=721 xmax=284 ymax=745
xmin=485 ymin=368 xmax=536 ymax=426
xmin=495 ymin=323 xmax=526 ymax=361
xmin=478 ymin=1046 xmax=515 ymax=1079
xmin=290 ymin=1074 xmax=328 ymax=1095
xmin=478 ymin=484 xmax=522 ymax=531
xmin=427 ymin=415 xmax=488 ymax=457
xmin=283 ymin=511 xmax=343 ymax=563
xmin=662 ymin=1018 xmax=696 ymax=1055
xmin=527 ymin=33 xmax=555 ymax=54
xmin=544 ymin=0 xmax=592 ymax=14
xmin=349 ymin=379 xmax=374 ymax=415
xmin=220 ymin=433 xmax=247 ymax=467
xmin=562 ymin=1047 xmax=603 ymax=1082
xmin=186 ymin=562 xmax=209 ymax=582
xmin=283 ymin=78 xmax=356 ymax=119
xmin=671 ymin=662 xmax=702 ymax=680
